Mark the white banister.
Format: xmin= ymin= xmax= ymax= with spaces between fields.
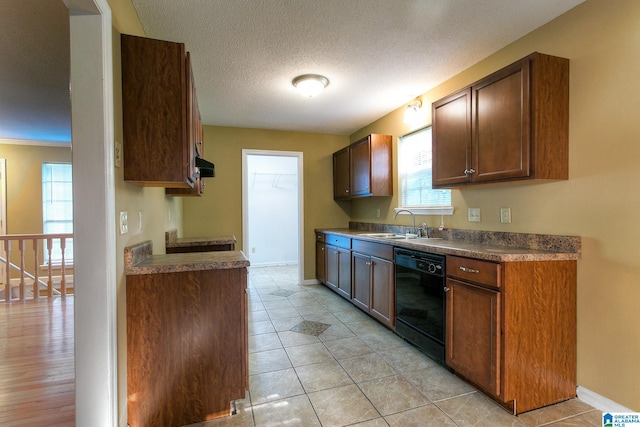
xmin=0 ymin=234 xmax=73 ymax=302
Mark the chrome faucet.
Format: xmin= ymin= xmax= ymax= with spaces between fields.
xmin=394 ymin=209 xmax=416 ymax=235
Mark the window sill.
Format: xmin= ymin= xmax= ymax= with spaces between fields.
xmin=395 ymin=207 xmax=454 ymax=216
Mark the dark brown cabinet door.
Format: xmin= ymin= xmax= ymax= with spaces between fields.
xmin=333 ymin=147 xmax=350 ymax=199
xmin=121 ymin=34 xmax=192 ymax=188
xmin=446 ymin=277 xmax=501 ymax=397
xmin=351 ymin=252 xmax=371 ymax=311
xmin=432 ymin=88 xmax=472 ymax=186
xmin=472 ymin=59 xmax=530 ymax=182
xmin=325 ymin=245 xmax=351 ymax=299
xmin=315 ymin=241 xmax=326 ymax=284
xmin=350 ymin=137 xmax=372 ymax=197
xmin=337 ymin=249 xmax=352 ymax=299
xmin=370 ymin=256 xmax=394 ymax=328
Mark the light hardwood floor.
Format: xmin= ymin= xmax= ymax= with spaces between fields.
xmin=0 ymin=296 xmax=75 ymax=426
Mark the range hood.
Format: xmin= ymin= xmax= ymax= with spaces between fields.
xmin=196 ymin=156 xmax=215 ymax=178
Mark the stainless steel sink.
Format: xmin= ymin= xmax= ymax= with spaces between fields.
xmin=359 ymin=233 xmax=418 ymax=239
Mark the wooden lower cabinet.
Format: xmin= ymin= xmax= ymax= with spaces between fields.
xmin=315 ymin=239 xmax=326 ymax=284
xmin=445 ymin=255 xmax=577 ymax=414
xmin=446 ymin=278 xmax=500 ymax=396
xmin=325 ymin=244 xmax=351 ymax=299
xmin=351 ymin=240 xmax=394 ymax=329
xmin=126 ymin=267 xmax=248 ymax=427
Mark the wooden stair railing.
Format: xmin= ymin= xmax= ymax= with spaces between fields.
xmin=0 ymin=234 xmax=74 ymax=302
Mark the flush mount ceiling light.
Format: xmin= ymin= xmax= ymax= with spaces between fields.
xmin=292 ymin=74 xmax=329 ymax=97
xmin=404 ymin=97 xmax=425 ymax=126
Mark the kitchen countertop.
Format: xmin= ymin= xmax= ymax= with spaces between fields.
xmin=165 ymin=229 xmax=236 ymax=248
xmin=125 ymin=240 xmax=249 ymax=275
xmin=317 ymin=227 xmax=581 ymax=262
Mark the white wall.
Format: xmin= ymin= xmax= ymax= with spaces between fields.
xmin=246 ymin=153 xmax=298 ymax=266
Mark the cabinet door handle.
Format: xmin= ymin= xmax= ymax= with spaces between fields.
xmin=459 ymin=266 xmax=480 ymax=273
xmin=464 ymin=168 xmax=476 ymax=175
xmin=365 ymin=261 xmax=372 ymax=266
xmin=444 ymin=286 xmax=450 ymax=292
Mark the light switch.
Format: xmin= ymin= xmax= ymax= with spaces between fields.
xmin=468 ymin=208 xmax=481 ymax=222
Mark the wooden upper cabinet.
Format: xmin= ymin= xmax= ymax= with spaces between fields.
xmin=333 ymin=134 xmax=392 ymax=200
xmin=432 ymin=89 xmax=472 ymax=186
xmin=333 ymin=147 xmax=350 ymax=200
xmin=432 ymin=52 xmax=569 ymax=188
xmin=121 ymin=34 xmax=199 ymax=189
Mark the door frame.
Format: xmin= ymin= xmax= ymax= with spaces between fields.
xmin=65 ymin=0 xmax=118 ymax=424
xmin=0 ymin=159 xmax=6 ymax=281
xmin=242 ymin=149 xmax=304 ymax=284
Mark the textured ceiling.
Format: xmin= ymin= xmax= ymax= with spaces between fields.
xmin=0 ymin=0 xmax=70 ymax=142
xmin=1 ymin=0 xmax=583 ymax=143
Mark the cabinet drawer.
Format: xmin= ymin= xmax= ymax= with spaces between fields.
xmin=352 ymin=239 xmax=393 ymax=260
xmin=325 ymin=234 xmax=351 ymax=250
xmin=316 ymin=233 xmax=325 ymax=242
xmin=446 ymin=255 xmax=500 ymax=288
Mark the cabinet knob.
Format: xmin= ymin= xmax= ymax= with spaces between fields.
xmin=464 ymin=168 xmax=476 ymax=175
xmin=444 ymin=286 xmax=450 ymax=292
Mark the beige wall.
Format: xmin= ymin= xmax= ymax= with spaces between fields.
xmin=182 ymin=126 xmax=350 ymax=279
xmin=351 ymin=0 xmax=640 ymax=410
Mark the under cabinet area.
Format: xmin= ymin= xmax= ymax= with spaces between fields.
xmin=445 ymin=254 xmax=577 ymax=414
xmin=121 ymin=34 xmax=210 ymax=193
xmin=432 ymin=52 xmax=569 ymax=187
xmin=333 ymin=134 xmax=392 ymax=200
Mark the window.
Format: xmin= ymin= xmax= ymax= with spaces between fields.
xmin=42 ymin=163 xmax=73 ymax=264
xmin=398 ymin=126 xmax=452 ymax=214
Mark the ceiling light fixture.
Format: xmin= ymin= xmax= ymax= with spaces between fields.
xmin=404 ymin=97 xmax=424 ymax=126
xmin=292 ymin=74 xmax=329 ymax=97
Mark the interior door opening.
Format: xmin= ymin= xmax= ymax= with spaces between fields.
xmin=242 ymin=150 xmax=303 ymax=284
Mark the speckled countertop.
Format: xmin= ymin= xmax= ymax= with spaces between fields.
xmin=125 ymin=240 xmax=249 ymax=275
xmin=165 ymin=229 xmax=236 ymax=248
xmin=318 ymin=225 xmax=581 ymax=262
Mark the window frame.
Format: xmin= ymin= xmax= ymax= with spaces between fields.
xmin=42 ymin=162 xmax=74 ymax=265
xmin=397 ymin=125 xmax=454 ymax=216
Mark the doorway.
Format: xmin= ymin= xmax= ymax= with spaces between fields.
xmin=242 ymin=150 xmax=303 ymax=284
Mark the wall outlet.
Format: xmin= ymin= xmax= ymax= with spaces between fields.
xmin=500 ymin=207 xmax=512 ymax=224
xmin=468 ymin=208 xmax=481 ymax=222
xmin=138 ymin=210 xmax=143 ymax=231
xmin=119 ymin=211 xmax=128 ymax=234
xmin=376 ymin=209 xmax=381 ymax=218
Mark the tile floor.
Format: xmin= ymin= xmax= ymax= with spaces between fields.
xmin=189 ymin=265 xmax=602 ymax=427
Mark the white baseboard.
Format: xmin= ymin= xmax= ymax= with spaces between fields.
xmin=577 ymin=386 xmax=633 ymax=412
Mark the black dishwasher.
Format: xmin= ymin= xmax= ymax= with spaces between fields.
xmin=394 ymin=248 xmax=446 ymax=365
